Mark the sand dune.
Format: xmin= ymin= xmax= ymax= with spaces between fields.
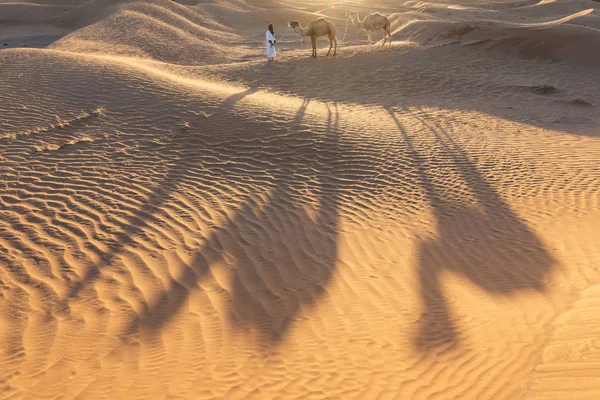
xmin=1 ymin=0 xmax=600 ymax=398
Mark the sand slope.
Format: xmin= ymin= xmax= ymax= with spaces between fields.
xmin=1 ymin=0 xmax=600 ymax=398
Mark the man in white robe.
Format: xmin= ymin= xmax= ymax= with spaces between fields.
xmin=266 ymin=24 xmax=276 ymax=62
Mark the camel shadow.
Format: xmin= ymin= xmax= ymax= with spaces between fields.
xmin=121 ymin=98 xmax=342 ymax=344
xmin=42 ymin=89 xmax=342 ymax=346
xmin=59 ymin=87 xmax=262 ymax=311
xmin=386 ymin=107 xmax=555 ymax=349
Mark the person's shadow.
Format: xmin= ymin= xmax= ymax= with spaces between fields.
xmin=121 ymin=98 xmax=342 ymax=344
xmin=386 ymin=107 xmax=555 ymax=350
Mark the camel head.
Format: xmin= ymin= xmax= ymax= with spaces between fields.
xmin=288 ymin=21 xmax=304 ymax=37
xmin=347 ymin=11 xmax=360 ymax=32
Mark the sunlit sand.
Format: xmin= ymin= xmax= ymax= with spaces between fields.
xmin=1 ymin=0 xmax=600 ymax=398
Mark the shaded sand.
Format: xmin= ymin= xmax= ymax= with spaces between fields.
xmin=1 ymin=0 xmax=600 ymax=398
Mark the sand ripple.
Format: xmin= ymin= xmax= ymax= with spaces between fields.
xmin=1 ymin=0 xmax=600 ymax=398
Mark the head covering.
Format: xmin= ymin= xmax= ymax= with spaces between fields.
xmin=268 ymin=24 xmax=274 ymax=34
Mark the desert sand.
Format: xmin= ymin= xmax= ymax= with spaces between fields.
xmin=1 ymin=0 xmax=600 ymax=398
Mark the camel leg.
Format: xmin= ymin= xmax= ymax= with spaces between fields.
xmin=327 ymin=32 xmax=337 ymax=56
xmin=311 ymin=37 xmax=317 ymax=58
xmin=367 ymin=32 xmax=372 ymax=53
xmin=381 ymin=28 xmax=387 ymax=50
xmin=333 ymin=36 xmax=337 ymax=56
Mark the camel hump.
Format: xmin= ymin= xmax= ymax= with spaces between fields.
xmin=316 ymin=17 xmax=326 ymax=21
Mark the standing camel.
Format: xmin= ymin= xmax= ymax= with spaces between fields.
xmin=288 ymin=18 xmax=337 ymax=58
xmin=347 ymin=11 xmax=391 ymax=52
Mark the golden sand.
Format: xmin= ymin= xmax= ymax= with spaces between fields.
xmin=1 ymin=0 xmax=599 ymax=398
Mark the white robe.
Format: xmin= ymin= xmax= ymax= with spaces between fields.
xmin=266 ymin=30 xmax=276 ymax=59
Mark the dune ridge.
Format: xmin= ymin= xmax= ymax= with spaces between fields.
xmin=1 ymin=0 xmax=600 ymax=398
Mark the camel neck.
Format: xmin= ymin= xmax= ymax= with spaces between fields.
xmin=352 ymin=13 xmax=364 ymax=25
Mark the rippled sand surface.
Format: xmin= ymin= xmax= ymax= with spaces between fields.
xmin=1 ymin=0 xmax=600 ymax=398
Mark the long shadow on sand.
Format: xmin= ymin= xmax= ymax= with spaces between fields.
xmin=41 ymin=88 xmax=341 ymax=345
xmin=386 ymin=107 xmax=555 ymax=349
xmin=107 ymin=96 xmax=342 ymax=344
xmin=27 ymin=81 xmax=555 ymax=352
xmin=60 ymin=88 xmax=261 ymax=310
